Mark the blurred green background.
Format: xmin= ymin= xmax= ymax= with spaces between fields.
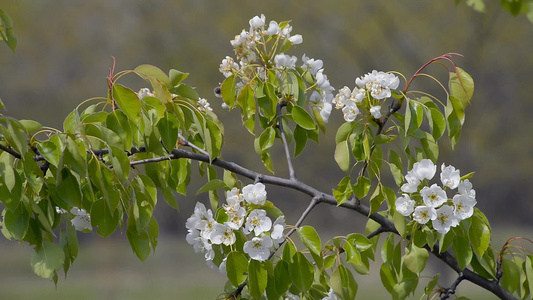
xmin=1 ymin=1 xmax=532 ymax=299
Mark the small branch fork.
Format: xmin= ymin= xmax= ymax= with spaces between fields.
xmin=440 ymin=273 xmax=465 ymax=300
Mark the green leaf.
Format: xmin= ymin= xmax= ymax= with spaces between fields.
xmin=248 ymin=260 xmax=268 ymax=298
xmin=369 ymin=185 xmax=385 ymax=215
xmin=169 ymin=69 xmax=189 ymax=86
xmin=135 ymin=64 xmax=171 ymax=87
xmin=449 ymin=67 xmax=474 ymax=108
xmin=405 ymin=99 xmax=424 ymax=136
xmin=257 ymin=127 xmax=275 ymax=152
xmin=293 ymin=125 xmax=307 ymax=157
xmin=452 ymin=235 xmax=473 ymax=270
xmin=127 ymin=219 xmax=151 ymax=261
xmin=525 ymin=256 xmax=533 ymax=296
xmin=336 ymin=122 xmax=355 ymax=144
xmin=106 ymin=110 xmax=133 ymax=150
xmin=4 ymin=204 xmax=29 ymax=240
xmin=226 ymin=251 xmax=249 ymax=287
xmin=157 ymin=112 xmax=180 ymax=150
xmin=380 ymin=263 xmax=397 ymax=295
xmin=0 ymin=10 xmax=17 ymax=52
xmin=274 ymin=260 xmax=292 ymax=295
xmin=196 ymin=179 xmax=226 ymax=195
xmin=403 ymin=245 xmax=429 ymax=275
xmin=112 ymin=84 xmax=142 ymax=125
xmin=30 ymin=240 xmax=65 ymax=279
xmin=352 ymin=176 xmax=370 ymax=199
xmin=388 ymin=149 xmax=403 ymax=187
xmin=500 ymin=258 xmax=520 ymax=294
xmin=221 ymin=75 xmax=237 ymax=108
xmin=334 ymin=140 xmax=350 ymax=173
xmin=91 ymin=199 xmax=119 ymax=238
xmin=331 ymin=264 xmax=357 ymax=300
xmin=289 ymin=252 xmax=314 ymax=292
xmin=57 ymin=168 xmax=82 ymax=208
xmin=333 ymin=176 xmax=353 ymax=205
xmin=175 ymin=84 xmax=199 ymax=100
xmin=424 ymin=274 xmax=440 ymax=295
xmin=469 ymin=215 xmax=491 ymax=257
xmin=19 ymin=119 xmax=43 ymax=133
xmin=291 ymin=105 xmax=316 ymax=130
xmin=297 ymin=226 xmax=323 ymax=267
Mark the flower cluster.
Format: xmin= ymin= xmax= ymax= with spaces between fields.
xmin=333 ymin=70 xmax=400 ymax=122
xmin=186 ymin=183 xmax=286 ymax=266
xmin=219 ymin=14 xmax=334 ymax=122
xmin=395 ymin=159 xmax=477 ymax=234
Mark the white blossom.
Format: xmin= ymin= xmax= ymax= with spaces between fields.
xmin=342 ymin=103 xmax=359 ymax=122
xmin=186 ymin=229 xmax=214 ymax=261
xmin=266 ymin=21 xmax=280 ymax=35
xmin=458 ymin=179 xmax=476 ymax=198
xmin=210 ymin=223 xmax=236 ymax=246
xmin=289 ymin=34 xmax=303 ymax=44
xmin=243 ymin=235 xmax=273 ymax=261
xmin=274 ymin=53 xmax=297 ymax=69
xmin=412 ymin=159 xmax=437 ymax=181
xmin=401 ymin=173 xmax=421 ymax=193
xmin=453 ymin=194 xmax=477 ymax=220
xmin=219 ymin=56 xmax=239 ymax=78
xmin=271 ymin=216 xmax=286 ymax=244
xmin=70 ymin=207 xmax=92 ymax=231
xmin=433 ymin=205 xmax=458 ymax=234
xmin=320 ymin=102 xmax=332 ymax=123
xmin=355 ymin=70 xmax=399 ymax=100
xmin=186 ymin=202 xmax=208 ymax=230
xmin=137 ymin=88 xmax=154 ymax=100
xmin=244 ymin=209 xmax=272 ymax=236
xmin=301 ymin=54 xmax=323 ymax=76
xmin=421 ymin=184 xmax=448 ymax=208
xmin=197 ymin=209 xmax=216 ymax=240
xmin=249 ymin=14 xmax=266 ymax=29
xmin=242 ymin=183 xmax=267 ymax=205
xmin=225 ymin=205 xmax=246 ymax=230
xmin=396 ymin=194 xmax=415 ymax=216
xmin=370 ymin=105 xmax=382 ymax=119
xmin=197 ymin=98 xmax=213 ymax=112
xmin=441 ymin=163 xmax=461 ymax=189
xmin=413 ymin=206 xmax=437 ymax=224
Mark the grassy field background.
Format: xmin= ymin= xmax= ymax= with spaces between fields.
xmin=1 ymin=226 xmax=527 ymax=300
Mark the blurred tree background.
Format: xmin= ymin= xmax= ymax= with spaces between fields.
xmin=1 ymin=0 xmax=532 ymax=299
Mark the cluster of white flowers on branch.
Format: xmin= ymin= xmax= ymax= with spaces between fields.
xmin=395 ymin=159 xmax=477 ymax=234
xmin=219 ymin=14 xmax=334 ymax=122
xmin=333 ymin=70 xmax=400 ymax=121
xmin=186 ymin=183 xmax=286 ymax=268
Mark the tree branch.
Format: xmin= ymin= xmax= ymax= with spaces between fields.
xmin=277 ymin=101 xmax=296 ymax=180
xmin=440 ymin=273 xmax=464 ymax=300
xmin=0 ymin=144 xmax=21 ymax=159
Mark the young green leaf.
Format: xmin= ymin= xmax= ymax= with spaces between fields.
xmin=226 ymin=251 xmax=249 ymax=287
xmin=292 ymin=105 xmax=316 ymax=130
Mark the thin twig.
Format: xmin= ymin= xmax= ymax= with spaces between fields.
xmin=178 ymin=133 xmax=210 ymax=157
xmin=366 ymin=225 xmax=389 ymax=240
xmin=277 ymin=101 xmax=296 ymax=180
xmin=285 ymin=196 xmax=321 ymax=240
xmin=0 ymin=144 xmax=22 ymax=159
xmin=440 ymin=273 xmax=464 ymax=300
